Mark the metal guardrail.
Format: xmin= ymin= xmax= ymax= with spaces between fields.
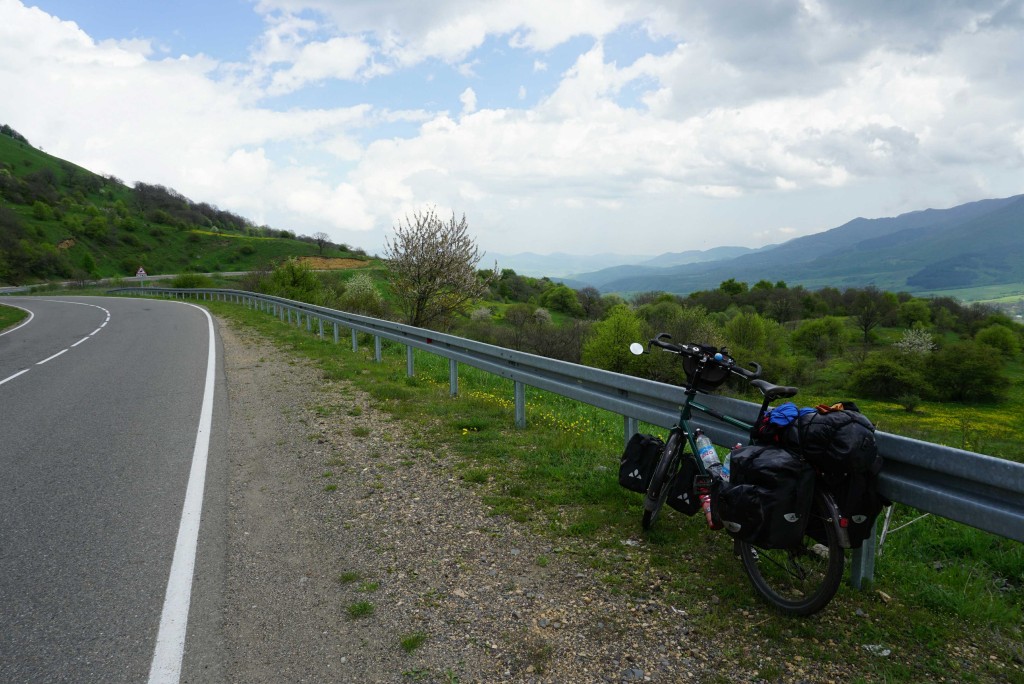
xmin=112 ymin=287 xmax=1024 ymax=587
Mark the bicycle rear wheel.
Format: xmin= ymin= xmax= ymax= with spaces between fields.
xmin=642 ymin=432 xmax=682 ymax=531
xmin=737 ymin=492 xmax=845 ymax=616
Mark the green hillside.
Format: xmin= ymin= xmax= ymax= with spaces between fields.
xmin=0 ymin=126 xmax=368 ymax=285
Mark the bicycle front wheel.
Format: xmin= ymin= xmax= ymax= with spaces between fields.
xmin=737 ymin=492 xmax=845 ymax=616
xmin=642 ymin=432 xmax=682 ymax=531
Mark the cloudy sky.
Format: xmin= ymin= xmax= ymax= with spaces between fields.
xmin=1 ymin=0 xmax=1022 ymax=258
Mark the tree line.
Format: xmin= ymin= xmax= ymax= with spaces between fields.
xmin=252 ymin=208 xmax=1022 ymax=410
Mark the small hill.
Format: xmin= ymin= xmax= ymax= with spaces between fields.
xmin=0 ymin=125 xmax=368 ymax=285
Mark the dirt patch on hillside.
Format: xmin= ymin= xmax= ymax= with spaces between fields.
xmin=297 ymin=257 xmax=371 ymax=270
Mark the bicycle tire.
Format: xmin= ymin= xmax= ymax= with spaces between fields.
xmin=642 ymin=432 xmax=682 ymax=531
xmin=737 ymin=491 xmax=845 ymax=616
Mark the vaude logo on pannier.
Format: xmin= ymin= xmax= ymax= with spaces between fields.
xmin=629 ymin=469 xmax=643 ymax=480
xmin=783 ymin=513 xmax=801 ymax=523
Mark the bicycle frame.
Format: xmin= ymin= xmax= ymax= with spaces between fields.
xmin=670 ymin=376 xmax=850 ymax=548
xmin=667 ymin=383 xmax=754 ymax=529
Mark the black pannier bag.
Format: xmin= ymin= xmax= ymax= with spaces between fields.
xmin=666 ymin=456 xmax=701 ymax=515
xmin=619 ymin=433 xmax=664 ymax=493
xmin=820 ymin=471 xmax=888 ymax=548
xmin=787 ymin=405 xmax=880 ymax=474
xmin=717 ymin=445 xmax=815 ymax=549
xmin=787 ymin=405 xmax=887 ymax=548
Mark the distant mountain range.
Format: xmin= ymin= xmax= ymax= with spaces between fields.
xmin=501 ymin=194 xmax=1024 ymax=295
xmin=490 ymin=245 xmax=761 ymax=279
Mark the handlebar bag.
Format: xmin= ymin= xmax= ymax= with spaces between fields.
xmin=682 ymin=344 xmax=731 ymax=391
xmin=618 ymin=433 xmax=664 ymax=493
xmin=718 ymin=445 xmax=814 ymax=549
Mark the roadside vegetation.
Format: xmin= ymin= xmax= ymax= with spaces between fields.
xmin=0 ymin=302 xmax=28 ymax=330
xmin=200 ymin=296 xmax=1023 ymax=683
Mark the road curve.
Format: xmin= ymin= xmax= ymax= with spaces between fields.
xmin=0 ymin=296 xmax=227 ymax=683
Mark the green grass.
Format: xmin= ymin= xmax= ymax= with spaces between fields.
xmin=181 ymin=297 xmax=1024 ymax=683
xmin=336 ymin=571 xmax=362 ymax=584
xmin=0 ymin=303 xmax=28 ymax=330
xmin=400 ymin=632 xmax=428 ymax=653
xmin=346 ymin=600 xmax=374 ymax=619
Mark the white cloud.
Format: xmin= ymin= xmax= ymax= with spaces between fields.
xmin=1 ymin=0 xmax=1022 ymax=256
xmin=459 ymin=87 xmax=477 ymax=115
xmin=266 ymin=36 xmax=373 ymax=94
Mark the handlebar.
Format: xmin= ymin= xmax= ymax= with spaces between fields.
xmin=645 ymin=332 xmax=762 ymax=381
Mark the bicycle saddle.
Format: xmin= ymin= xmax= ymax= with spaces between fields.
xmin=751 ymin=379 xmax=798 ymax=401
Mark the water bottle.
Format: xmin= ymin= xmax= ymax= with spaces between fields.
xmin=722 ymin=443 xmax=742 ymax=483
xmin=694 ymin=429 xmax=721 ymax=478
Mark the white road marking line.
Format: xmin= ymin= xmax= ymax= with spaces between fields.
xmin=71 ymin=336 xmax=90 ymax=347
xmin=37 ymin=349 xmax=68 ymax=365
xmin=91 ymin=328 xmax=102 ymax=336
xmin=147 ymin=303 xmax=216 ymax=684
xmin=0 ymin=369 xmax=30 ymax=386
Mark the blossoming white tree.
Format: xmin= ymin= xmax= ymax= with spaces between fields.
xmin=384 ymin=208 xmax=495 ymax=329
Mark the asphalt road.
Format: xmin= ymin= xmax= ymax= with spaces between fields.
xmin=0 ymin=296 xmax=227 ymax=683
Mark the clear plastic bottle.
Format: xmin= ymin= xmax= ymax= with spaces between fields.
xmin=722 ymin=443 xmax=743 ymax=483
xmin=693 ymin=429 xmax=721 ymax=478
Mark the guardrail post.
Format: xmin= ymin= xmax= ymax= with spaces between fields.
xmin=333 ymin=322 xmax=339 ymax=344
xmin=514 ymin=382 xmax=526 ymax=429
xmin=318 ymin=318 xmax=324 ymax=339
xmin=286 ymin=309 xmax=291 ymax=324
xmin=624 ymin=416 xmax=639 ymax=449
xmin=406 ymin=346 xmax=415 ymax=377
xmin=374 ymin=336 xmax=382 ymax=362
xmin=449 ymin=359 xmax=458 ymax=397
xmin=351 ymin=329 xmax=358 ymax=351
xmin=306 ymin=315 xmax=311 ymax=332
xmin=849 ymin=520 xmax=878 ymax=589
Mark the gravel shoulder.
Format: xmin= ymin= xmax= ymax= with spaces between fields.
xmin=208 ymin=316 xmax=725 ymax=683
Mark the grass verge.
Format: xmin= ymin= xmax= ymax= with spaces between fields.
xmin=199 ymin=299 xmax=1023 ymax=683
xmin=0 ymin=302 xmax=29 ymax=331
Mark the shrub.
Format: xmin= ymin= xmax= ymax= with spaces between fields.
xmin=848 ymin=352 xmax=929 ymax=402
xmin=792 ymin=316 xmax=847 ymax=360
xmin=894 ymin=327 xmax=936 ymax=355
xmin=974 ymin=324 xmax=1020 ymax=359
xmin=928 ymin=341 xmax=1009 ymax=402
xmin=470 ymin=306 xmax=492 ymax=321
xmin=170 ymin=273 xmax=215 ymax=288
xmin=538 ymin=284 xmax=585 ymax=317
xmin=338 ymin=271 xmax=386 ymax=317
xmin=582 ymin=304 xmax=644 ymax=374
